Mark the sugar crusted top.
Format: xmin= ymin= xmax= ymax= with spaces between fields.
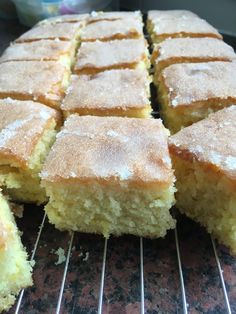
xmin=62 ymin=69 xmax=150 ymax=112
xmin=169 ymin=106 xmax=236 ymax=182
xmin=15 ymin=22 xmax=82 ymax=42
xmin=0 ymin=61 xmax=67 ymax=104
xmin=38 ymin=13 xmax=89 ymax=25
xmin=152 ymin=17 xmax=221 ymax=38
xmin=0 ymin=40 xmax=73 ymax=63
xmin=160 ymin=61 xmax=236 ymax=107
xmin=0 ymin=98 xmax=59 ymax=167
xmin=88 ymin=11 xmax=142 ymax=23
xmin=41 ymin=115 xmax=174 ymax=186
xmin=75 ymin=39 xmax=147 ymax=71
xmin=148 ymin=10 xmax=198 ymax=22
xmin=153 ymin=38 xmax=236 ymax=63
xmin=80 ymin=18 xmax=143 ymax=41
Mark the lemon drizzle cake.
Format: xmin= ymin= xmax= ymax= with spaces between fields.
xmin=62 ymin=69 xmax=151 ymax=118
xmin=0 ymin=98 xmax=60 ymax=204
xmin=0 ymin=40 xmax=77 ymax=67
xmin=80 ymin=18 xmax=143 ymax=42
xmin=152 ymin=37 xmax=236 ymax=78
xmin=169 ymin=106 xmax=236 ymax=253
xmin=157 ymin=61 xmax=236 ymax=133
xmin=0 ymin=60 xmax=70 ymax=110
xmin=74 ymin=38 xmax=149 ymax=75
xmin=0 ymin=192 xmax=32 ymax=312
xmin=41 ymin=115 xmax=176 ymax=238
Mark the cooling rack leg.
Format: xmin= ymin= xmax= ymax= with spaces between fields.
xmin=174 ymin=227 xmax=188 ymax=314
xmin=98 ymin=238 xmax=108 ymax=314
xmin=15 ymin=211 xmax=47 ymax=314
xmin=140 ymin=237 xmax=145 ymax=314
xmin=56 ymin=232 xmax=74 ymax=314
xmin=211 ymin=235 xmax=232 ymax=314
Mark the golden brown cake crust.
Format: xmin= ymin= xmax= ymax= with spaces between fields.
xmin=74 ymin=39 xmax=147 ymax=74
xmin=62 ymin=69 xmax=150 ymax=114
xmin=152 ymin=17 xmax=222 ymax=39
xmin=41 ymin=115 xmax=174 ymax=187
xmin=80 ymin=19 xmax=143 ymax=41
xmin=88 ymin=11 xmax=142 ymax=23
xmin=15 ymin=22 xmax=82 ymax=43
xmin=159 ymin=61 xmax=236 ymax=108
xmin=0 ymin=40 xmax=73 ymax=63
xmin=0 ymin=98 xmax=60 ymax=168
xmin=169 ymin=106 xmax=236 ymax=183
xmin=152 ymin=38 xmax=236 ymax=65
xmin=0 ymin=61 xmax=67 ymax=109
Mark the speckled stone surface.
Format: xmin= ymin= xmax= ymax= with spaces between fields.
xmin=1 ymin=17 xmax=236 ymax=314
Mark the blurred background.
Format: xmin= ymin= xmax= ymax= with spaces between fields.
xmin=0 ymin=0 xmax=235 ymax=35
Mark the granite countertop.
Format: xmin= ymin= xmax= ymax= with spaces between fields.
xmin=1 ymin=17 xmax=236 ymax=314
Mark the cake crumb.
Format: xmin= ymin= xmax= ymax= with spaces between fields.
xmin=53 ymin=247 xmax=66 ymax=265
xmin=82 ymin=252 xmax=89 ymax=262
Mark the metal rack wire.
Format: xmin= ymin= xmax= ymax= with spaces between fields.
xmin=12 ymin=209 xmax=233 ymax=314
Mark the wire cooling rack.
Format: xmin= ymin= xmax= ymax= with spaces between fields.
xmin=7 ymin=206 xmax=236 ymax=314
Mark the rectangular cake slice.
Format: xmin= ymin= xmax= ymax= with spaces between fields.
xmin=80 ymin=18 xmax=143 ymax=42
xmin=0 ymin=192 xmax=32 ymax=312
xmin=0 ymin=60 xmax=70 ymax=109
xmin=152 ymin=37 xmax=236 ymax=77
xmin=157 ymin=61 xmax=236 ymax=133
xmin=0 ymin=98 xmax=60 ymax=204
xmin=87 ymin=11 xmax=142 ymax=24
xmin=148 ymin=16 xmax=222 ymax=43
xmin=74 ymin=38 xmax=149 ymax=75
xmin=15 ymin=22 xmax=83 ymax=43
xmin=169 ymin=106 xmax=236 ymax=253
xmin=62 ymin=69 xmax=151 ymax=118
xmin=41 ymin=115 xmax=176 ymax=238
xmin=38 ymin=13 xmax=89 ymax=25
xmin=0 ymin=40 xmax=77 ymax=67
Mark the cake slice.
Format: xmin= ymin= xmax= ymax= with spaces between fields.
xmin=169 ymin=106 xmax=236 ymax=253
xmin=62 ymin=69 xmax=151 ymax=118
xmin=0 ymin=60 xmax=70 ymax=109
xmin=41 ymin=115 xmax=176 ymax=238
xmin=80 ymin=18 xmax=143 ymax=42
xmin=74 ymin=38 xmax=149 ymax=75
xmin=0 ymin=40 xmax=77 ymax=67
xmin=148 ymin=16 xmax=222 ymax=43
xmin=88 ymin=11 xmax=142 ymax=24
xmin=15 ymin=22 xmax=83 ymax=43
xmin=152 ymin=37 xmax=236 ymax=77
xmin=38 ymin=13 xmax=89 ymax=25
xmin=147 ymin=10 xmax=198 ymax=32
xmin=0 ymin=191 xmax=32 ymax=312
xmin=157 ymin=61 xmax=236 ymax=133
xmin=0 ymin=98 xmax=60 ymax=204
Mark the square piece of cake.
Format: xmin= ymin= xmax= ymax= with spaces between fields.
xmin=80 ymin=18 xmax=143 ymax=42
xmin=0 ymin=192 xmax=32 ymax=312
xmin=0 ymin=60 xmax=70 ymax=109
xmin=15 ymin=22 xmax=83 ymax=43
xmin=152 ymin=37 xmax=236 ymax=77
xmin=169 ymin=106 xmax=236 ymax=253
xmin=148 ymin=16 xmax=222 ymax=43
xmin=147 ymin=10 xmax=198 ymax=33
xmin=88 ymin=11 xmax=142 ymax=24
xmin=0 ymin=40 xmax=76 ymax=67
xmin=74 ymin=38 xmax=149 ymax=74
xmin=62 ymin=69 xmax=151 ymax=118
xmin=41 ymin=115 xmax=176 ymax=238
xmin=0 ymin=98 xmax=60 ymax=204
xmin=158 ymin=61 xmax=236 ymax=133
